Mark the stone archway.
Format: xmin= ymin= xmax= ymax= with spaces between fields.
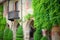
xmin=29 ymin=19 xmax=35 ymax=40
xmin=23 ymin=19 xmax=35 ymax=40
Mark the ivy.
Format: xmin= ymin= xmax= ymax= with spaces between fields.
xmin=32 ymin=0 xmax=60 ymax=40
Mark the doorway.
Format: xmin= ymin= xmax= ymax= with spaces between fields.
xmin=29 ymin=20 xmax=35 ymax=40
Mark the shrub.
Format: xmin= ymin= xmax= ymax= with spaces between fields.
xmin=3 ymin=28 xmax=13 ymax=40
xmin=0 ymin=31 xmax=4 ymax=40
xmin=0 ymin=4 xmax=6 ymax=40
xmin=16 ymin=26 xmax=23 ymax=40
xmin=0 ymin=4 xmax=3 ymax=12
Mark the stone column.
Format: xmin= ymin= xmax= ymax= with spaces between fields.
xmin=11 ymin=20 xmax=17 ymax=40
xmin=23 ymin=20 xmax=30 ymax=40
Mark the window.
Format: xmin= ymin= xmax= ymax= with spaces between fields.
xmin=15 ymin=1 xmax=18 ymax=11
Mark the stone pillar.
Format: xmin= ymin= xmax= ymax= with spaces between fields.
xmin=11 ymin=20 xmax=17 ymax=40
xmin=23 ymin=20 xmax=30 ymax=40
xmin=23 ymin=19 xmax=33 ymax=40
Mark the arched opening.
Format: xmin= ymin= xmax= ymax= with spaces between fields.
xmin=29 ymin=19 xmax=35 ymax=40
xmin=16 ymin=23 xmax=20 ymax=30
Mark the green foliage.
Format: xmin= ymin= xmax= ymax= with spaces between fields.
xmin=16 ymin=26 xmax=23 ymax=40
xmin=0 ymin=17 xmax=6 ymax=40
xmin=0 ymin=4 xmax=6 ymax=40
xmin=0 ymin=31 xmax=4 ymax=40
xmin=0 ymin=4 xmax=3 ymax=12
xmin=0 ymin=17 xmax=6 ymax=32
xmin=34 ymin=28 xmax=42 ymax=40
xmin=3 ymin=28 xmax=13 ymax=40
xmin=41 ymin=36 xmax=48 ymax=40
xmin=1 ymin=18 xmax=6 ymax=25
xmin=0 ymin=4 xmax=6 ymax=31
xmin=24 ymin=14 xmax=33 ymax=20
xmin=0 ymin=24 xmax=5 ymax=31
xmin=32 ymin=0 xmax=60 ymax=40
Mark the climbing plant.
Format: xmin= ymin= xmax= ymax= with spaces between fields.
xmin=32 ymin=0 xmax=60 ymax=40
